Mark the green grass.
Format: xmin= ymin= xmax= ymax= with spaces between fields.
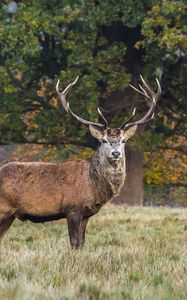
xmin=1 ymin=205 xmax=187 ymax=300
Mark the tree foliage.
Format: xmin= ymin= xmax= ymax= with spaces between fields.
xmin=0 ymin=1 xmax=186 ymax=186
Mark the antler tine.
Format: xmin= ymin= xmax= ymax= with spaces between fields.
xmin=61 ymin=76 xmax=79 ymax=96
xmin=56 ymin=77 xmax=106 ymax=129
xmin=138 ymin=84 xmax=149 ymax=98
xmin=140 ymin=74 xmax=153 ymax=96
xmin=121 ymin=76 xmax=161 ymax=130
xmin=119 ymin=107 xmax=136 ymax=129
xmin=140 ymin=75 xmax=161 ymax=103
xmin=97 ymin=107 xmax=108 ymax=128
xmin=56 ymin=78 xmax=76 ymax=112
xmin=129 ymin=83 xmax=147 ymax=97
xmin=156 ymin=77 xmax=162 ymax=96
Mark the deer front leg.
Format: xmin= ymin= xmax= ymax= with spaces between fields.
xmin=67 ymin=213 xmax=82 ymax=249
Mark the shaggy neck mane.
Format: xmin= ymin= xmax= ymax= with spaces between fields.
xmin=90 ymin=147 xmax=126 ymax=201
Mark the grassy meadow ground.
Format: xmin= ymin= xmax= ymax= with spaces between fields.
xmin=0 ymin=205 xmax=187 ymax=300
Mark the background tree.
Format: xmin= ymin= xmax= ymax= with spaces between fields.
xmin=0 ymin=0 xmax=186 ymax=204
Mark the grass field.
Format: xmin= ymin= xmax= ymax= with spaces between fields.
xmin=0 ymin=205 xmax=187 ymax=300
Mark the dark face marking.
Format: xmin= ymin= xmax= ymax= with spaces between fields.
xmin=106 ymin=128 xmax=122 ymax=144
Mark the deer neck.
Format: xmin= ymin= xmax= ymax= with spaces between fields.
xmin=90 ymin=149 xmax=126 ymax=199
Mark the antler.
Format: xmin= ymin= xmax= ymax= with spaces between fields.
xmin=56 ymin=77 xmax=107 ymax=129
xmin=120 ymin=75 xmax=161 ymax=130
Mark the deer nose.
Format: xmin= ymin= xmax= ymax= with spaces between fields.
xmin=112 ymin=151 xmax=120 ymax=158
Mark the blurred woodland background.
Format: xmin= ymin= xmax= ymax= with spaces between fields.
xmin=0 ymin=0 xmax=186 ymax=206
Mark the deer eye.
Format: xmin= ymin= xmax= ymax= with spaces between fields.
xmin=102 ymin=139 xmax=107 ymax=144
xmin=122 ymin=139 xmax=126 ymax=143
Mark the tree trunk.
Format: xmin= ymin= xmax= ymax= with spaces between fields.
xmin=97 ymin=22 xmax=145 ymax=206
xmin=112 ymin=146 xmax=144 ymax=205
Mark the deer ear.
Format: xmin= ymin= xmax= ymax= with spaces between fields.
xmin=122 ymin=124 xmax=137 ymax=141
xmin=89 ymin=125 xmax=104 ymax=141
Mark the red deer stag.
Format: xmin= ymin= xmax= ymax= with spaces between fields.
xmin=0 ymin=75 xmax=161 ymax=248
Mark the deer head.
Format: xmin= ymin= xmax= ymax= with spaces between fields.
xmin=56 ymin=75 xmax=161 ymax=161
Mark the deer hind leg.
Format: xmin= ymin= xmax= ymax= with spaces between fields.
xmin=79 ymin=217 xmax=89 ymax=248
xmin=0 ymin=215 xmax=15 ymax=239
